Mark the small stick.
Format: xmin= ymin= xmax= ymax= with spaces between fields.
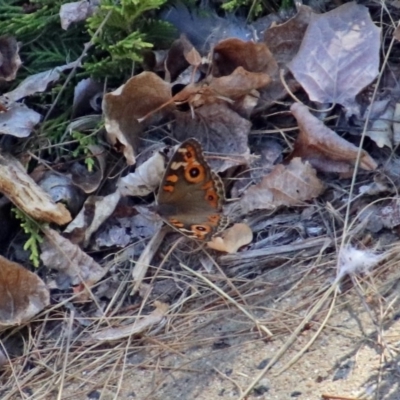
xmin=131 ymin=226 xmax=169 ymax=294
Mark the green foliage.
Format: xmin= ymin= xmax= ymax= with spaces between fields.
xmin=85 ymin=0 xmax=171 ymax=78
xmin=221 ymin=0 xmax=280 ymax=16
xmin=0 ymin=0 xmax=86 ymax=79
xmin=13 ymin=208 xmax=43 ymax=268
xmin=71 ymin=130 xmax=97 ymax=172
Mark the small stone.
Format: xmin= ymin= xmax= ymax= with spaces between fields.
xmin=291 ymin=391 xmax=302 ymax=397
xmin=87 ymin=390 xmax=100 ymax=400
xmin=256 ymin=358 xmax=270 ymax=369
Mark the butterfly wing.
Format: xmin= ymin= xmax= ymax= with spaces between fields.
xmin=156 ymin=139 xmax=227 ymax=240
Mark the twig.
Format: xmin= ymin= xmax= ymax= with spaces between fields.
xmin=131 ymin=226 xmax=168 ymax=294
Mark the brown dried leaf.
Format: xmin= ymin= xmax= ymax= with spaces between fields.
xmin=209 ymin=67 xmax=271 ymax=99
xmin=0 ymin=153 xmax=72 ymax=224
xmin=0 ymin=36 xmax=21 ymax=81
xmin=288 ymin=3 xmax=381 ymax=113
xmin=173 ymin=103 xmax=251 ymax=171
xmin=207 ymin=223 xmax=253 ymax=253
xmin=165 ymin=37 xmax=191 ymax=82
xmin=290 ymin=102 xmax=377 ymax=173
xmin=264 ymin=5 xmax=313 ymax=66
xmin=40 ymin=226 xmax=106 ymax=286
xmin=172 ymin=67 xmax=270 ymax=110
xmin=103 ymin=72 xmax=172 ymax=165
xmin=213 ymin=38 xmax=277 ymax=77
xmin=239 ymin=158 xmax=325 ymax=213
xmin=0 ymin=255 xmax=49 ymax=326
xmin=180 ymin=34 xmax=201 ymax=67
xmin=93 ymin=301 xmax=169 ymax=341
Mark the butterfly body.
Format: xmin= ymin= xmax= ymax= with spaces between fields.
xmin=156 ymin=139 xmax=227 ymax=240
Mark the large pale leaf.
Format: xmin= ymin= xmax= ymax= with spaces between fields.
xmin=288 ymin=2 xmax=381 ymax=112
xmin=0 ymin=256 xmax=49 ymax=326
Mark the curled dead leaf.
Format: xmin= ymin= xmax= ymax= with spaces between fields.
xmin=207 ymin=223 xmax=253 ymax=253
xmin=92 ymin=301 xmax=169 ymax=341
xmin=103 ymin=72 xmax=172 ymax=165
xmin=213 ymin=38 xmax=277 ymax=77
xmin=0 ymin=255 xmax=49 ymax=326
xmin=290 ymin=102 xmax=377 ymax=173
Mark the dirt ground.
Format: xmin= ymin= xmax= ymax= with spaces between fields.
xmin=27 ymin=253 xmax=399 ymax=400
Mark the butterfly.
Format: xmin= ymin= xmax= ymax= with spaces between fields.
xmin=155 ymin=139 xmax=228 ymax=241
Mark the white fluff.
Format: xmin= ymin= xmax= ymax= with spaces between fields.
xmin=336 ymin=245 xmax=384 ymax=283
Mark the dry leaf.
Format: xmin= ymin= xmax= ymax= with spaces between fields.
xmin=72 ymin=78 xmax=103 ymax=117
xmin=365 ymin=103 xmax=394 ymax=149
xmin=208 ymin=67 xmax=271 ymax=99
xmin=264 ymin=5 xmax=313 ymax=66
xmin=231 ymin=138 xmax=283 ymax=197
xmin=288 ymin=2 xmax=381 ymax=114
xmin=290 ymin=102 xmax=377 ymax=173
xmin=64 ymin=191 xmax=121 ymax=248
xmin=164 ymin=37 xmax=191 ymax=82
xmin=173 ymin=103 xmax=251 ymax=172
xmin=95 ymin=206 xmax=162 ymax=249
xmin=92 ymin=301 xmax=169 ymax=341
xmin=213 ymin=38 xmax=277 ymax=77
xmin=207 ymin=223 xmax=253 ymax=253
xmin=60 ymin=1 xmax=97 ymax=30
xmin=172 ymin=67 xmax=270 ymax=111
xmin=40 ymin=226 xmax=106 ymax=286
xmin=6 ymin=60 xmax=80 ymax=102
xmin=0 ymin=255 xmax=49 ymax=326
xmin=0 ymin=152 xmax=71 ymax=224
xmin=0 ymin=99 xmax=41 ymax=138
xmin=38 ymin=171 xmax=85 ymax=216
xmin=103 ymin=72 xmax=172 ymax=165
xmin=118 ymin=151 xmax=165 ymax=197
xmin=239 ymin=158 xmax=325 ymax=213
xmin=0 ymin=36 xmax=21 ymax=81
xmin=180 ymin=34 xmax=201 ymax=67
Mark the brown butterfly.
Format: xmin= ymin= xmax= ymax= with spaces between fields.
xmin=156 ymin=139 xmax=228 ymax=240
